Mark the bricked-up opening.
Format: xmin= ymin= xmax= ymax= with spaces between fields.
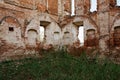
xmin=71 ymin=0 xmax=75 ymax=16
xmin=78 ymin=26 xmax=84 ymax=46
xmin=54 ymin=31 xmax=60 ymax=40
xmin=64 ymin=31 xmax=70 ymax=42
xmin=63 ymin=31 xmax=71 ymax=45
xmin=86 ymin=29 xmax=96 ymax=47
xmin=9 ymin=27 xmax=14 ymax=31
xmin=39 ymin=26 xmax=45 ymax=42
xmin=117 ymin=0 xmax=120 ymax=6
xmin=90 ymin=0 xmax=97 ymax=12
xmin=114 ymin=26 xmax=120 ymax=47
xmin=28 ymin=29 xmax=38 ymax=46
xmin=64 ymin=31 xmax=70 ymax=38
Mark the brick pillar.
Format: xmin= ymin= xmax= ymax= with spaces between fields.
xmin=97 ymin=0 xmax=110 ymax=12
xmin=84 ymin=0 xmax=90 ymax=14
xmin=58 ymin=0 xmax=64 ymax=16
xmin=48 ymin=0 xmax=58 ymax=15
xmin=75 ymin=0 xmax=84 ymax=15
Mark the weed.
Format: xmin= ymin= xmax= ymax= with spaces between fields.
xmin=0 ymin=50 xmax=120 ymax=80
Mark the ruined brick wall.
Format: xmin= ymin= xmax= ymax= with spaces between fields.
xmin=0 ymin=0 xmax=120 ymax=60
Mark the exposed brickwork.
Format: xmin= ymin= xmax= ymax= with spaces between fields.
xmin=0 ymin=0 xmax=120 ymax=61
xmin=64 ymin=0 xmax=71 ymax=13
xmin=48 ymin=0 xmax=58 ymax=15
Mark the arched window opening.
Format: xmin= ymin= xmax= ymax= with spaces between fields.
xmin=114 ymin=26 xmax=120 ymax=47
xmin=90 ymin=0 xmax=97 ymax=12
xmin=78 ymin=26 xmax=84 ymax=46
xmin=39 ymin=26 xmax=45 ymax=42
xmin=71 ymin=0 xmax=75 ymax=16
xmin=116 ymin=0 xmax=120 ymax=6
xmin=9 ymin=27 xmax=14 ymax=32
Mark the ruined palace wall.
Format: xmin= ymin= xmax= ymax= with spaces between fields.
xmin=0 ymin=0 xmax=120 ymax=60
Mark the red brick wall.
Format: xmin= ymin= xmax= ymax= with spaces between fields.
xmin=48 ymin=0 xmax=58 ymax=15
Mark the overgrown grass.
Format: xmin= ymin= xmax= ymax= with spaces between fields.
xmin=0 ymin=50 xmax=120 ymax=80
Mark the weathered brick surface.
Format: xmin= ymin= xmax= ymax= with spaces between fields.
xmin=64 ymin=0 xmax=71 ymax=13
xmin=0 ymin=0 xmax=120 ymax=61
xmin=48 ymin=0 xmax=58 ymax=15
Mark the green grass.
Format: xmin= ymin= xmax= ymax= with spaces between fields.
xmin=0 ymin=50 xmax=120 ymax=80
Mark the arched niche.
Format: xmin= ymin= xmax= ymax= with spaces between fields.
xmin=87 ymin=29 xmax=95 ymax=39
xmin=53 ymin=31 xmax=61 ymax=45
xmin=110 ymin=13 xmax=120 ymax=32
xmin=39 ymin=13 xmax=61 ymax=45
xmin=62 ymin=22 xmax=75 ymax=46
xmin=27 ymin=29 xmax=38 ymax=46
xmin=72 ymin=16 xmax=98 ymax=47
xmin=73 ymin=16 xmax=98 ymax=33
xmin=54 ymin=31 xmax=60 ymax=40
xmin=0 ymin=16 xmax=22 ymax=44
xmin=64 ymin=31 xmax=70 ymax=39
xmin=85 ymin=29 xmax=97 ymax=47
xmin=113 ymin=26 xmax=120 ymax=47
xmin=63 ymin=31 xmax=72 ymax=45
xmin=110 ymin=15 xmax=120 ymax=47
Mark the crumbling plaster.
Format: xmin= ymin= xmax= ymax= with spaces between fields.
xmin=0 ymin=0 xmax=120 ymax=60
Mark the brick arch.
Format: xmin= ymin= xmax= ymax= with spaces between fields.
xmin=110 ymin=13 xmax=120 ymax=32
xmin=0 ymin=16 xmax=23 ymax=44
xmin=62 ymin=15 xmax=99 ymax=47
xmin=0 ymin=16 xmax=21 ymax=27
xmin=85 ymin=29 xmax=98 ymax=47
xmin=28 ymin=29 xmax=38 ymax=34
xmin=0 ymin=16 xmax=22 ymax=37
xmin=73 ymin=15 xmax=99 ymax=33
xmin=24 ymin=14 xmax=60 ymax=45
xmin=109 ymin=14 xmax=120 ymax=47
xmin=61 ymin=15 xmax=99 ymax=33
xmin=27 ymin=29 xmax=38 ymax=46
xmin=39 ymin=13 xmax=63 ymax=46
xmin=39 ymin=13 xmax=58 ymax=23
xmin=25 ymin=26 xmax=39 ymax=37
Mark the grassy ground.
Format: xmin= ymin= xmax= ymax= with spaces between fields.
xmin=0 ymin=50 xmax=120 ymax=80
